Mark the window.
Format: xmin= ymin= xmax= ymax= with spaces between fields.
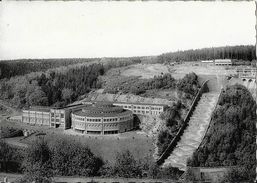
xmin=61 ymin=114 xmax=64 ymax=118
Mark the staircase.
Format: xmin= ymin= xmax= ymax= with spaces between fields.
xmin=162 ymin=92 xmax=219 ymax=171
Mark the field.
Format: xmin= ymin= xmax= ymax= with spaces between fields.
xmin=117 ymin=63 xmax=236 ymax=80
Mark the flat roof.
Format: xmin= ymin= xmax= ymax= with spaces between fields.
xmin=214 ymin=59 xmax=232 ymax=62
xmin=82 ymin=100 xmax=167 ymax=107
xmin=24 ymin=106 xmax=51 ymax=112
xmin=113 ymin=101 xmax=167 ymax=107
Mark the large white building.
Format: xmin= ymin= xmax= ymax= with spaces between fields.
xmin=22 ymin=101 xmax=166 ymax=134
xmin=214 ymin=59 xmax=232 ymax=66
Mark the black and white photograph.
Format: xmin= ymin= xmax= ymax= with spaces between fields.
xmin=0 ymin=1 xmax=256 ymax=183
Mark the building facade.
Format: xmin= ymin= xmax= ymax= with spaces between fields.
xmin=214 ymin=59 xmax=232 ymax=66
xmin=50 ymin=104 xmax=87 ymax=129
xmin=113 ymin=102 xmax=167 ymax=116
xmin=22 ymin=101 xmax=166 ymax=134
xmin=22 ymin=107 xmax=51 ymax=126
xmin=71 ymin=103 xmax=133 ymax=135
xmin=236 ymin=67 xmax=257 ymax=79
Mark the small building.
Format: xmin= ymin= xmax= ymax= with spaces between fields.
xmin=186 ymin=166 xmax=236 ymax=183
xmin=236 ymin=67 xmax=257 ymax=79
xmin=201 ymin=60 xmax=214 ymax=63
xmin=214 ymin=59 xmax=232 ymax=66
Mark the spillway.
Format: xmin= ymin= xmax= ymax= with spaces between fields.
xmin=162 ymin=92 xmax=219 ymax=171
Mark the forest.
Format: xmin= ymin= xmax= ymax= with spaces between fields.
xmin=0 ymin=64 xmax=105 ymax=108
xmin=187 ymin=84 xmax=256 ymax=181
xmin=0 ymin=58 xmax=97 ymax=80
xmin=157 ymin=45 xmax=256 ymax=63
xmin=0 ymin=138 xmax=183 ymax=183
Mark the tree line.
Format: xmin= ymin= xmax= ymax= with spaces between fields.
xmin=0 ymin=58 xmax=98 ymax=80
xmin=157 ymin=45 xmax=256 ymax=63
xmin=187 ymin=84 xmax=256 ymax=182
xmin=0 ymin=138 xmax=183 ymax=183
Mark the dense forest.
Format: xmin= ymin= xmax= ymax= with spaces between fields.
xmin=157 ymin=45 xmax=256 ymax=63
xmin=0 ymin=138 xmax=183 ymax=183
xmin=0 ymin=57 xmax=142 ymax=81
xmin=0 ymin=64 xmax=105 ymax=108
xmin=0 ymin=58 xmax=98 ymax=80
xmin=187 ymin=84 xmax=256 ymax=181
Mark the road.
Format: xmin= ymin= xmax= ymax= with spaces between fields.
xmin=0 ymin=99 xmax=19 ymax=122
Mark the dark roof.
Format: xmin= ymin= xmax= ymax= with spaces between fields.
xmin=73 ymin=109 xmax=132 ymax=118
xmin=73 ymin=102 xmax=133 ymax=118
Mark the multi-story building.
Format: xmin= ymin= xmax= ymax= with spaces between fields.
xmin=113 ymin=102 xmax=167 ymax=116
xmin=214 ymin=59 xmax=232 ymax=66
xmin=22 ymin=107 xmax=51 ymax=126
xmin=49 ymin=104 xmax=87 ymax=129
xmin=71 ymin=102 xmax=133 ymax=135
xmin=22 ymin=101 xmax=166 ymax=134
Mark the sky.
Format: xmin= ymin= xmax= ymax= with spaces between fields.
xmin=0 ymin=1 xmax=255 ymax=60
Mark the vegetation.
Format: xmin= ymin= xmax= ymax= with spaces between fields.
xmin=157 ymin=101 xmax=185 ymax=155
xmin=157 ymin=45 xmax=255 ymax=63
xmin=0 ymin=140 xmax=24 ymax=173
xmin=20 ymin=138 xmax=53 ymax=183
xmin=100 ymin=150 xmax=183 ymax=179
xmin=0 ymin=63 xmax=104 ymax=108
xmin=0 ymin=58 xmax=95 ymax=80
xmin=187 ymin=84 xmax=256 ymax=181
xmin=48 ymin=138 xmax=104 ymax=176
xmin=1 ymin=138 xmax=183 ymax=181
xmin=156 ymin=73 xmax=199 ymax=156
xmin=104 ymin=72 xmax=199 ymax=100
xmin=220 ymin=167 xmax=251 ymax=183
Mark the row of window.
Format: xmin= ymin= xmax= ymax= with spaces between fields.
xmin=117 ymin=104 xmax=163 ymax=111
xmin=51 ymin=113 xmax=64 ymax=118
xmin=73 ymin=116 xmax=132 ymax=122
xmin=74 ymin=123 xmax=120 ymax=128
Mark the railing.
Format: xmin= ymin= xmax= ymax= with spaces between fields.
xmin=156 ymin=80 xmax=209 ymax=165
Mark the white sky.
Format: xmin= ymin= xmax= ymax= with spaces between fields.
xmin=0 ymin=1 xmax=255 ymax=60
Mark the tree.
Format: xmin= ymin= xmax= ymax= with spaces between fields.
xmin=220 ymin=167 xmax=251 ymax=183
xmin=61 ymin=88 xmax=74 ymax=104
xmin=49 ymin=138 xmax=103 ymax=176
xmin=112 ymin=150 xmax=142 ymax=178
xmin=22 ymin=138 xmax=53 ymax=183
xmin=0 ymin=140 xmax=13 ymax=172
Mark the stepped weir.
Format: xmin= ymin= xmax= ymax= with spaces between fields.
xmin=160 ymin=77 xmax=221 ymax=171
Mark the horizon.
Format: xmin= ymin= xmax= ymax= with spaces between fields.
xmin=0 ymin=44 xmax=254 ymax=61
xmin=0 ymin=1 xmax=255 ymax=60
